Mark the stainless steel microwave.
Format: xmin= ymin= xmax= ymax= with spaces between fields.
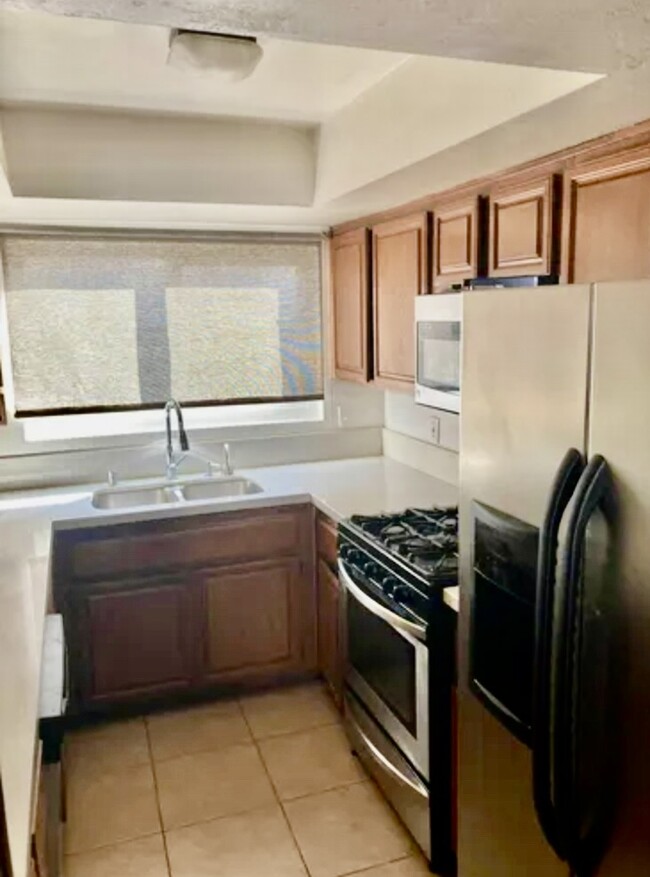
xmin=415 ymin=292 xmax=462 ymax=413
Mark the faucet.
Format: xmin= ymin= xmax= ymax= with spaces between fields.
xmin=164 ymin=399 xmax=190 ymax=480
xmin=222 ymin=442 xmax=233 ymax=476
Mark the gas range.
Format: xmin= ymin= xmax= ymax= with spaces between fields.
xmin=338 ymin=505 xmax=458 ymax=868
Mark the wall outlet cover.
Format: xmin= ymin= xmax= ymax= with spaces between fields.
xmin=430 ymin=414 xmax=441 ymax=445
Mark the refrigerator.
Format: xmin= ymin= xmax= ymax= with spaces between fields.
xmin=458 ymin=280 xmax=650 ymax=877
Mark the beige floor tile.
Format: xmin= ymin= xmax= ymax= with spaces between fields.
xmin=240 ymin=682 xmax=339 ymax=740
xmin=155 ymin=742 xmax=276 ymax=830
xmin=65 ymin=762 xmax=160 ymax=854
xmin=64 ymin=834 xmax=168 ymax=877
xmin=345 ymin=854 xmax=431 ymax=875
xmin=146 ymin=699 xmax=251 ymax=761
xmin=66 ymin=718 xmax=150 ymax=779
xmin=259 ymin=723 xmax=365 ymax=800
xmin=166 ymin=804 xmax=307 ymax=877
xmin=284 ymin=781 xmax=413 ymax=877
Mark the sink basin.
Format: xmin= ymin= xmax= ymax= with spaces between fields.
xmin=181 ymin=478 xmax=263 ymax=501
xmin=92 ymin=485 xmax=184 ymax=509
xmin=91 ymin=476 xmax=263 ymax=509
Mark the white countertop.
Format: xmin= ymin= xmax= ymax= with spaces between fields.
xmin=0 ymin=455 xmax=457 ymax=877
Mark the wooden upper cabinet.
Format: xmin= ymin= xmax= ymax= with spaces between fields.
xmin=564 ymin=144 xmax=650 ymax=283
xmin=372 ymin=211 xmax=430 ymax=390
xmin=433 ymin=198 xmax=479 ymax=291
xmin=330 ymin=228 xmax=371 ymax=383
xmin=488 ymin=173 xmax=561 ymax=277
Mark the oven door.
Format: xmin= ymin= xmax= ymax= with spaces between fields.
xmin=338 ymin=559 xmax=429 ymax=779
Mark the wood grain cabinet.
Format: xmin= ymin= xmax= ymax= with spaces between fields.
xmin=488 ymin=173 xmax=561 ymax=278
xmin=372 ymin=211 xmax=430 ymax=390
xmin=433 ymin=197 xmax=480 ymax=291
xmin=54 ymin=506 xmax=315 ymax=714
xmin=315 ymin=513 xmax=342 ymax=707
xmin=199 ymin=557 xmax=315 ymax=686
xmin=68 ymin=576 xmax=197 ymax=708
xmin=564 ymin=143 xmax=650 ymax=283
xmin=331 ymin=228 xmax=371 ymax=383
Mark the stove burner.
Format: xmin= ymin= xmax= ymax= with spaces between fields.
xmin=349 ymin=505 xmax=458 ymax=580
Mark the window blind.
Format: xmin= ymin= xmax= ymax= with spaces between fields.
xmin=1 ymin=234 xmax=323 ymax=416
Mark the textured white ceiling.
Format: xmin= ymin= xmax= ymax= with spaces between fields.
xmin=1 ymin=0 xmax=648 ymax=73
xmin=0 ymin=10 xmax=408 ymax=121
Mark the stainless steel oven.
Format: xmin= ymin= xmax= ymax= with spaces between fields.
xmin=339 ymin=559 xmax=429 ymax=777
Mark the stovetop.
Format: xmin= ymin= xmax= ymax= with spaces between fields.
xmin=339 ymin=506 xmax=458 ymax=588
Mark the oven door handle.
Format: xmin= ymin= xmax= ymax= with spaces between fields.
xmin=349 ymin=710 xmax=429 ymax=799
xmin=338 ymin=559 xmax=427 ymax=642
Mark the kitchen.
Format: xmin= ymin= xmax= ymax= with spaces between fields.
xmin=1 ymin=3 xmax=650 ymax=877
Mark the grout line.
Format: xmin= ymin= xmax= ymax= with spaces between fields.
xmin=64 ymin=828 xmax=163 ymax=859
xmin=240 ymin=704 xmax=315 ymax=877
xmin=338 ymin=854 xmax=420 ymax=876
xmin=144 ymin=715 xmax=174 ymax=877
xmin=280 ymin=777 xmax=369 ymax=806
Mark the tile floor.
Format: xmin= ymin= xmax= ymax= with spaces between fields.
xmin=63 ymin=682 xmax=430 ymax=877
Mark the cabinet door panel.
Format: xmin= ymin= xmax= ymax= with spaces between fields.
xmin=373 ymin=212 xmax=430 ymax=390
xmin=489 ymin=174 xmax=559 ymax=277
xmin=77 ymin=579 xmax=195 ymax=705
xmin=201 ymin=558 xmax=316 ymax=685
xmin=317 ymin=559 xmax=342 ymax=707
xmin=331 ymin=228 xmax=371 ymax=383
xmin=434 ymin=200 xmax=478 ymax=290
xmin=566 ymin=146 xmax=650 ymax=283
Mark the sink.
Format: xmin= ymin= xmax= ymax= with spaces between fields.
xmin=181 ymin=478 xmax=263 ymax=501
xmin=91 ymin=476 xmax=263 ymax=509
xmin=92 ymin=485 xmax=183 ymax=509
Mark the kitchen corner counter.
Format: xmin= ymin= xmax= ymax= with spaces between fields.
xmin=0 ymin=455 xmax=457 ymax=877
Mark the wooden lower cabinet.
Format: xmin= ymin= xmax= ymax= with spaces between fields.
xmin=199 ymin=557 xmax=316 ymax=686
xmin=70 ymin=577 xmax=196 ymax=707
xmin=54 ymin=505 xmax=315 ymax=714
xmin=317 ymin=558 xmax=342 ymax=707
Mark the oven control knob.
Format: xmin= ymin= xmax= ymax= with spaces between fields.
xmin=392 ymin=584 xmax=410 ymax=604
xmin=348 ymin=549 xmax=364 ymax=565
xmin=363 ymin=561 xmax=380 ymax=579
xmin=382 ymin=576 xmax=398 ymax=597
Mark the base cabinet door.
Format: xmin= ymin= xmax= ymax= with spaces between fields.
xmin=317 ymin=559 xmax=342 ymax=707
xmin=200 ymin=558 xmax=316 ymax=686
xmin=70 ymin=578 xmax=196 ymax=709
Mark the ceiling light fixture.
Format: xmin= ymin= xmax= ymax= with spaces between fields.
xmin=167 ymin=29 xmax=263 ymax=80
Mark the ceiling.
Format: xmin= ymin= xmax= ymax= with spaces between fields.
xmin=1 ymin=0 xmax=647 ymax=73
xmin=0 ymin=10 xmax=408 ymax=122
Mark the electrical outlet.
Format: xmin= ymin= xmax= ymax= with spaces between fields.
xmin=430 ymin=415 xmax=441 ymax=445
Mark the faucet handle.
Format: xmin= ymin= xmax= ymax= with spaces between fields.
xmin=107 ymin=469 xmax=117 ymax=487
xmin=223 ymin=443 xmax=233 ymax=476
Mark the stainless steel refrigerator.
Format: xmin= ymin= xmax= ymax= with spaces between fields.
xmin=458 ymin=281 xmax=650 ymax=877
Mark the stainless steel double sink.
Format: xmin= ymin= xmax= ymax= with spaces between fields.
xmin=92 ymin=476 xmax=263 ymax=510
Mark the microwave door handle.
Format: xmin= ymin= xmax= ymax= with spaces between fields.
xmin=337 ymin=560 xmax=427 ymax=642
xmin=554 ymin=455 xmax=614 ymax=874
xmin=533 ymin=447 xmax=584 ymax=861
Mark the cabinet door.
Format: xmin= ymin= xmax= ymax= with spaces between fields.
xmin=488 ymin=174 xmax=560 ymax=277
xmin=433 ymin=198 xmax=479 ymax=290
xmin=200 ymin=558 xmax=316 ymax=686
xmin=331 ymin=228 xmax=371 ymax=383
xmin=70 ymin=578 xmax=196 ymax=708
xmin=565 ymin=144 xmax=650 ymax=283
xmin=372 ymin=212 xmax=430 ymax=390
xmin=317 ymin=559 xmax=342 ymax=708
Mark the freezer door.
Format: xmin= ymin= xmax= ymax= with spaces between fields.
xmin=587 ymin=280 xmax=650 ymax=876
xmin=458 ymin=284 xmax=591 ymax=877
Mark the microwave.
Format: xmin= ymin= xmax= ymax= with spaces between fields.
xmin=415 ymin=292 xmax=462 ymax=413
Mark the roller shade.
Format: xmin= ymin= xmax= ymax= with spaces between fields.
xmin=1 ymin=234 xmax=324 ymax=416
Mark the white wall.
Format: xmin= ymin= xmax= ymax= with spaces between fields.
xmin=315 ymin=56 xmax=598 ymax=203
xmin=383 ymin=391 xmax=459 ymax=485
xmin=0 ymin=122 xmax=12 ymax=198
xmin=1 ymin=106 xmax=317 ymax=206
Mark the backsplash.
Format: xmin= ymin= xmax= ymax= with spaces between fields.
xmin=383 ymin=392 xmax=459 ymax=485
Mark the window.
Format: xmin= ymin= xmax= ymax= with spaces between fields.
xmin=1 ymin=234 xmax=324 ymax=417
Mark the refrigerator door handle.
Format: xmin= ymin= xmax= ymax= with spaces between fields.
xmin=533 ymin=447 xmax=584 ymax=862
xmin=555 ymin=454 xmax=614 ymax=874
